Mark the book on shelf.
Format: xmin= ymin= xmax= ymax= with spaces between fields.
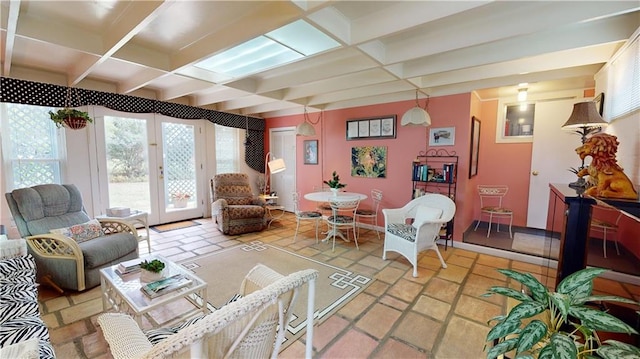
xmin=141 ymin=274 xmax=193 ymax=298
xmin=117 ymin=258 xmax=142 ymax=275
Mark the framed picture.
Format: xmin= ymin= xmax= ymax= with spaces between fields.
xmin=429 ymin=127 xmax=455 ymax=146
xmin=469 ymin=116 xmax=481 ymax=178
xmin=303 ymin=140 xmax=318 ymax=165
xmin=351 ymin=146 xmax=387 ymax=178
xmin=346 ymin=115 xmax=396 ymax=140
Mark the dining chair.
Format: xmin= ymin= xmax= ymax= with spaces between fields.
xmin=473 ymin=185 xmax=513 ymax=238
xmin=326 ymin=197 xmax=361 ymax=252
xmin=590 ymin=205 xmax=622 ymax=258
xmin=355 ymin=189 xmax=383 ymax=240
xmin=292 ymin=192 xmax=323 ymax=243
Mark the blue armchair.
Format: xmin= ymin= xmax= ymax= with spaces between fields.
xmin=5 ymin=184 xmax=139 ymax=291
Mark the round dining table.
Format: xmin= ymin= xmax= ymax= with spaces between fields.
xmin=303 ymin=191 xmax=368 ymax=242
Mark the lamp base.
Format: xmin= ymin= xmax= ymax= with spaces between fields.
xmin=568 ymin=177 xmax=588 ymax=189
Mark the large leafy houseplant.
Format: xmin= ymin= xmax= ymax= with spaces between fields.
xmin=484 ymin=268 xmax=640 ymax=359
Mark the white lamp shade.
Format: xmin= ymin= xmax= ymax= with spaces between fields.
xmin=401 ymin=106 xmax=431 ymax=126
xmin=267 ymin=158 xmax=286 ymax=174
xmin=296 ymin=121 xmax=316 ymax=136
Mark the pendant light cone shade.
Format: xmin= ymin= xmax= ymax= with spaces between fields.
xmin=562 ymin=101 xmax=608 ymax=129
xmin=296 ymin=121 xmax=316 ymax=136
xmin=401 ymin=91 xmax=431 ymax=127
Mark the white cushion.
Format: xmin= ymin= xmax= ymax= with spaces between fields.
xmin=50 ymin=219 xmax=104 ymax=243
xmin=412 ymin=206 xmax=443 ymax=229
xmin=0 ymin=338 xmax=39 ymax=359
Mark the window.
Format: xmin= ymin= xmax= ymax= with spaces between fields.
xmin=215 ymin=124 xmax=240 ymax=173
xmin=1 ymin=103 xmax=65 ymax=189
xmin=496 ymin=101 xmax=535 ymax=143
xmin=607 ymin=34 xmax=640 ymax=120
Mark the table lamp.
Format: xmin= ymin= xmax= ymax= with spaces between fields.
xmin=561 ymin=100 xmax=608 ymax=188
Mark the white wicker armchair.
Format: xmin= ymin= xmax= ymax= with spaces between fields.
xmin=98 ymin=264 xmax=318 ymax=359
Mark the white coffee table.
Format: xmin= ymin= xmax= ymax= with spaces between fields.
xmin=100 ymin=255 xmax=208 ymax=327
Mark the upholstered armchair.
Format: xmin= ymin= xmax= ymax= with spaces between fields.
xmin=210 ymin=173 xmax=267 ymax=235
xmin=5 ymin=184 xmax=139 ymax=292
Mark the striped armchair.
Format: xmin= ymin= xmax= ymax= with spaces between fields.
xmin=210 ymin=173 xmax=267 ymax=235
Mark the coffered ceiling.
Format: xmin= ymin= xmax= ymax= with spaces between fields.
xmin=1 ymin=1 xmax=638 ymax=118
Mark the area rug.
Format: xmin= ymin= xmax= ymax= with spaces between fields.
xmin=180 ymin=240 xmax=373 ymax=349
xmin=511 ymin=232 xmax=560 ymax=258
xmin=151 ymin=220 xmax=201 ymax=233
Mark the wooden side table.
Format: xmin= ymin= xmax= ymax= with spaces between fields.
xmin=98 ymin=210 xmax=151 ymax=253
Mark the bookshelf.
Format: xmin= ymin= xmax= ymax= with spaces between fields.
xmin=411 ymin=149 xmax=458 ymax=249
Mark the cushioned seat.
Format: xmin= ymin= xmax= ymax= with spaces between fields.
xmin=5 ymin=184 xmax=139 ymax=291
xmin=210 ymin=173 xmax=267 ymax=235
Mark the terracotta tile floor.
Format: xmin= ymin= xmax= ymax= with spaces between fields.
xmin=38 ymin=213 xmax=640 ymax=358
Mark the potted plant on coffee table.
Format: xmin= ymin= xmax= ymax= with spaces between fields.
xmin=323 ymin=171 xmax=346 ymax=196
xmin=49 ymin=108 xmax=93 ymax=129
xmin=484 ymin=267 xmax=640 ymax=359
xmin=139 ymin=258 xmax=166 ymax=282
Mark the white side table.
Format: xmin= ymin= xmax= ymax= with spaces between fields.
xmin=260 ymin=195 xmax=285 ymax=229
xmin=98 ymin=210 xmax=151 ymax=253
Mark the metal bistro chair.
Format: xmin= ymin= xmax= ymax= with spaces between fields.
xmin=355 ymin=189 xmax=383 ymax=240
xmin=326 ymin=196 xmax=361 ymax=252
xmin=473 ymin=185 xmax=513 ymax=238
xmin=590 ymin=204 xmax=623 ymax=258
xmin=292 ymin=192 xmax=322 ymax=243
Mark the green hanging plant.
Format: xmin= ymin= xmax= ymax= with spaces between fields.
xmin=48 ymin=108 xmax=93 ymax=129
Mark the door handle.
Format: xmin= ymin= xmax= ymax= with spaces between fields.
xmin=532 ymin=171 xmax=539 ymax=176
xmin=159 ymin=166 xmax=164 ymax=179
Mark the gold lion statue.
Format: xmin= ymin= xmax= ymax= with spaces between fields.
xmin=576 ymin=133 xmax=638 ymax=200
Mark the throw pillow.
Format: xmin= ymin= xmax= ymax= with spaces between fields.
xmin=50 ymin=219 xmax=104 ymax=243
xmin=412 ymin=206 xmax=443 ymax=229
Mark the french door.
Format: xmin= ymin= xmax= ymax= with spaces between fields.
xmin=94 ymin=108 xmax=205 ymax=225
xmin=269 ymin=127 xmax=296 ymax=212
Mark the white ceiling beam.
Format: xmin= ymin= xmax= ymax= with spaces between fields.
xmin=2 ymin=0 xmax=20 ymax=76
xmin=158 ymin=77 xmax=214 ymax=101
xmin=283 ymin=68 xmax=396 ymax=100
xmin=307 ymin=80 xmax=414 ymax=106
xmin=218 ymin=95 xmax=280 ymax=111
xmin=193 ymin=87 xmax=250 ymax=107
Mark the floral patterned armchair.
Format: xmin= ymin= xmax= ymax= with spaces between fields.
xmin=210 ymin=173 xmax=267 ymax=235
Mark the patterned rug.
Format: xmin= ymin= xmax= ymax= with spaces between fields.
xmin=150 ymin=220 xmax=201 ymax=233
xmin=180 ymin=240 xmax=373 ymax=350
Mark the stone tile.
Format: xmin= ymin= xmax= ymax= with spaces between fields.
xmin=403 ymin=268 xmax=436 ymax=284
xmin=375 ymin=266 xmax=406 ymax=284
xmin=70 ymin=287 xmax=102 ymax=305
xmin=476 ymin=254 xmax=510 ymax=268
xmin=387 ymin=279 xmax=423 ymax=303
xmin=436 ymin=263 xmax=469 ymax=284
xmin=313 ymin=315 xmax=350 ymax=351
xmin=372 ymin=338 xmax=427 ymax=358
xmin=52 ymin=341 xmax=83 ymax=359
xmin=511 ymin=260 xmax=546 ymax=274
xmin=451 ymin=248 xmax=479 ymax=259
xmin=462 ymin=274 xmax=507 ymax=306
xmin=82 ymin=331 xmax=111 ymax=358
xmin=380 ymin=295 xmax=409 ymax=311
xmin=594 ymin=277 xmax=632 ymax=298
xmin=279 ymin=341 xmax=307 ymax=359
xmin=423 ymin=277 xmax=460 ymax=303
xmin=365 ymin=280 xmax=389 ymax=297
xmin=435 ymin=316 xmax=489 ymax=359
xmin=44 ymin=296 xmax=71 ymax=312
xmin=393 ymin=312 xmax=441 ymax=351
xmin=60 ymin=298 xmax=103 ymax=324
xmin=359 ymin=254 xmax=390 ymax=270
xmin=49 ymin=320 xmax=89 ymax=344
xmin=328 ymin=256 xmax=354 ymax=269
xmin=417 ymin=253 xmax=446 ymax=271
xmin=473 ymin=263 xmax=506 ymax=280
xmin=454 ymin=295 xmax=502 ymax=324
xmin=412 ymin=295 xmax=451 ymax=321
xmin=41 ymin=312 xmax=60 ymax=329
xmin=356 ymin=303 xmax=402 ymax=339
xmin=338 ymin=292 xmax=376 ymax=320
xmin=446 ymin=254 xmax=475 ymax=268
xmin=319 ymin=329 xmax=378 ymax=359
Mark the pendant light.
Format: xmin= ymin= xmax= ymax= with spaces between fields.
xmin=401 ymin=90 xmax=431 ymax=127
xmin=296 ymin=107 xmax=323 ymax=136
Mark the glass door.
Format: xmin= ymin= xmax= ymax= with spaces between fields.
xmin=95 ymin=109 xmax=204 ymax=225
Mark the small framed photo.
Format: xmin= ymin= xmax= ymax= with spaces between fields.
xmin=303 ymin=140 xmax=318 ymax=165
xmin=429 ymin=127 xmax=455 ymax=146
xmin=346 ymin=115 xmax=396 ymax=140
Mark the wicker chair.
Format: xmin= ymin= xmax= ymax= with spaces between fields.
xmin=98 ymin=264 xmax=319 ymax=359
xmin=5 ymin=184 xmax=139 ymax=292
xmin=210 ymin=173 xmax=267 ymax=235
xmin=382 ymin=194 xmax=455 ymax=277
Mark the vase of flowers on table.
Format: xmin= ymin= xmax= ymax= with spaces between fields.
xmin=171 ymin=192 xmax=191 ymax=208
xmin=323 ymin=171 xmax=346 ymax=197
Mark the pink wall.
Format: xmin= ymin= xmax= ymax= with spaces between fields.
xmin=266 ymin=93 xmax=476 ymax=241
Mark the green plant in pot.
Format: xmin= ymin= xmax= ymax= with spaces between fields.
xmin=323 ymin=171 xmax=347 ymax=189
xmin=48 ymin=108 xmax=93 ymax=129
xmin=139 ymin=259 xmax=166 ymax=282
xmin=484 ymin=267 xmax=640 ymax=359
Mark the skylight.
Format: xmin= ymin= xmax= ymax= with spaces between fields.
xmin=195 ymin=20 xmax=340 ymax=79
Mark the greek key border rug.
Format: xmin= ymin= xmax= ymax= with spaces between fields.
xmin=180 ymin=240 xmax=373 ymax=349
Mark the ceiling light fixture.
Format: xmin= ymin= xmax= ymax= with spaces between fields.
xmin=562 ymin=101 xmax=608 ymax=188
xmin=401 ymin=90 xmax=431 ymax=127
xmin=296 ymin=107 xmax=322 ymax=136
xmin=517 ymin=88 xmax=528 ymax=102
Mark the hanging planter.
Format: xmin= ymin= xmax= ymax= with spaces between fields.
xmin=49 ymin=108 xmax=93 ymax=130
